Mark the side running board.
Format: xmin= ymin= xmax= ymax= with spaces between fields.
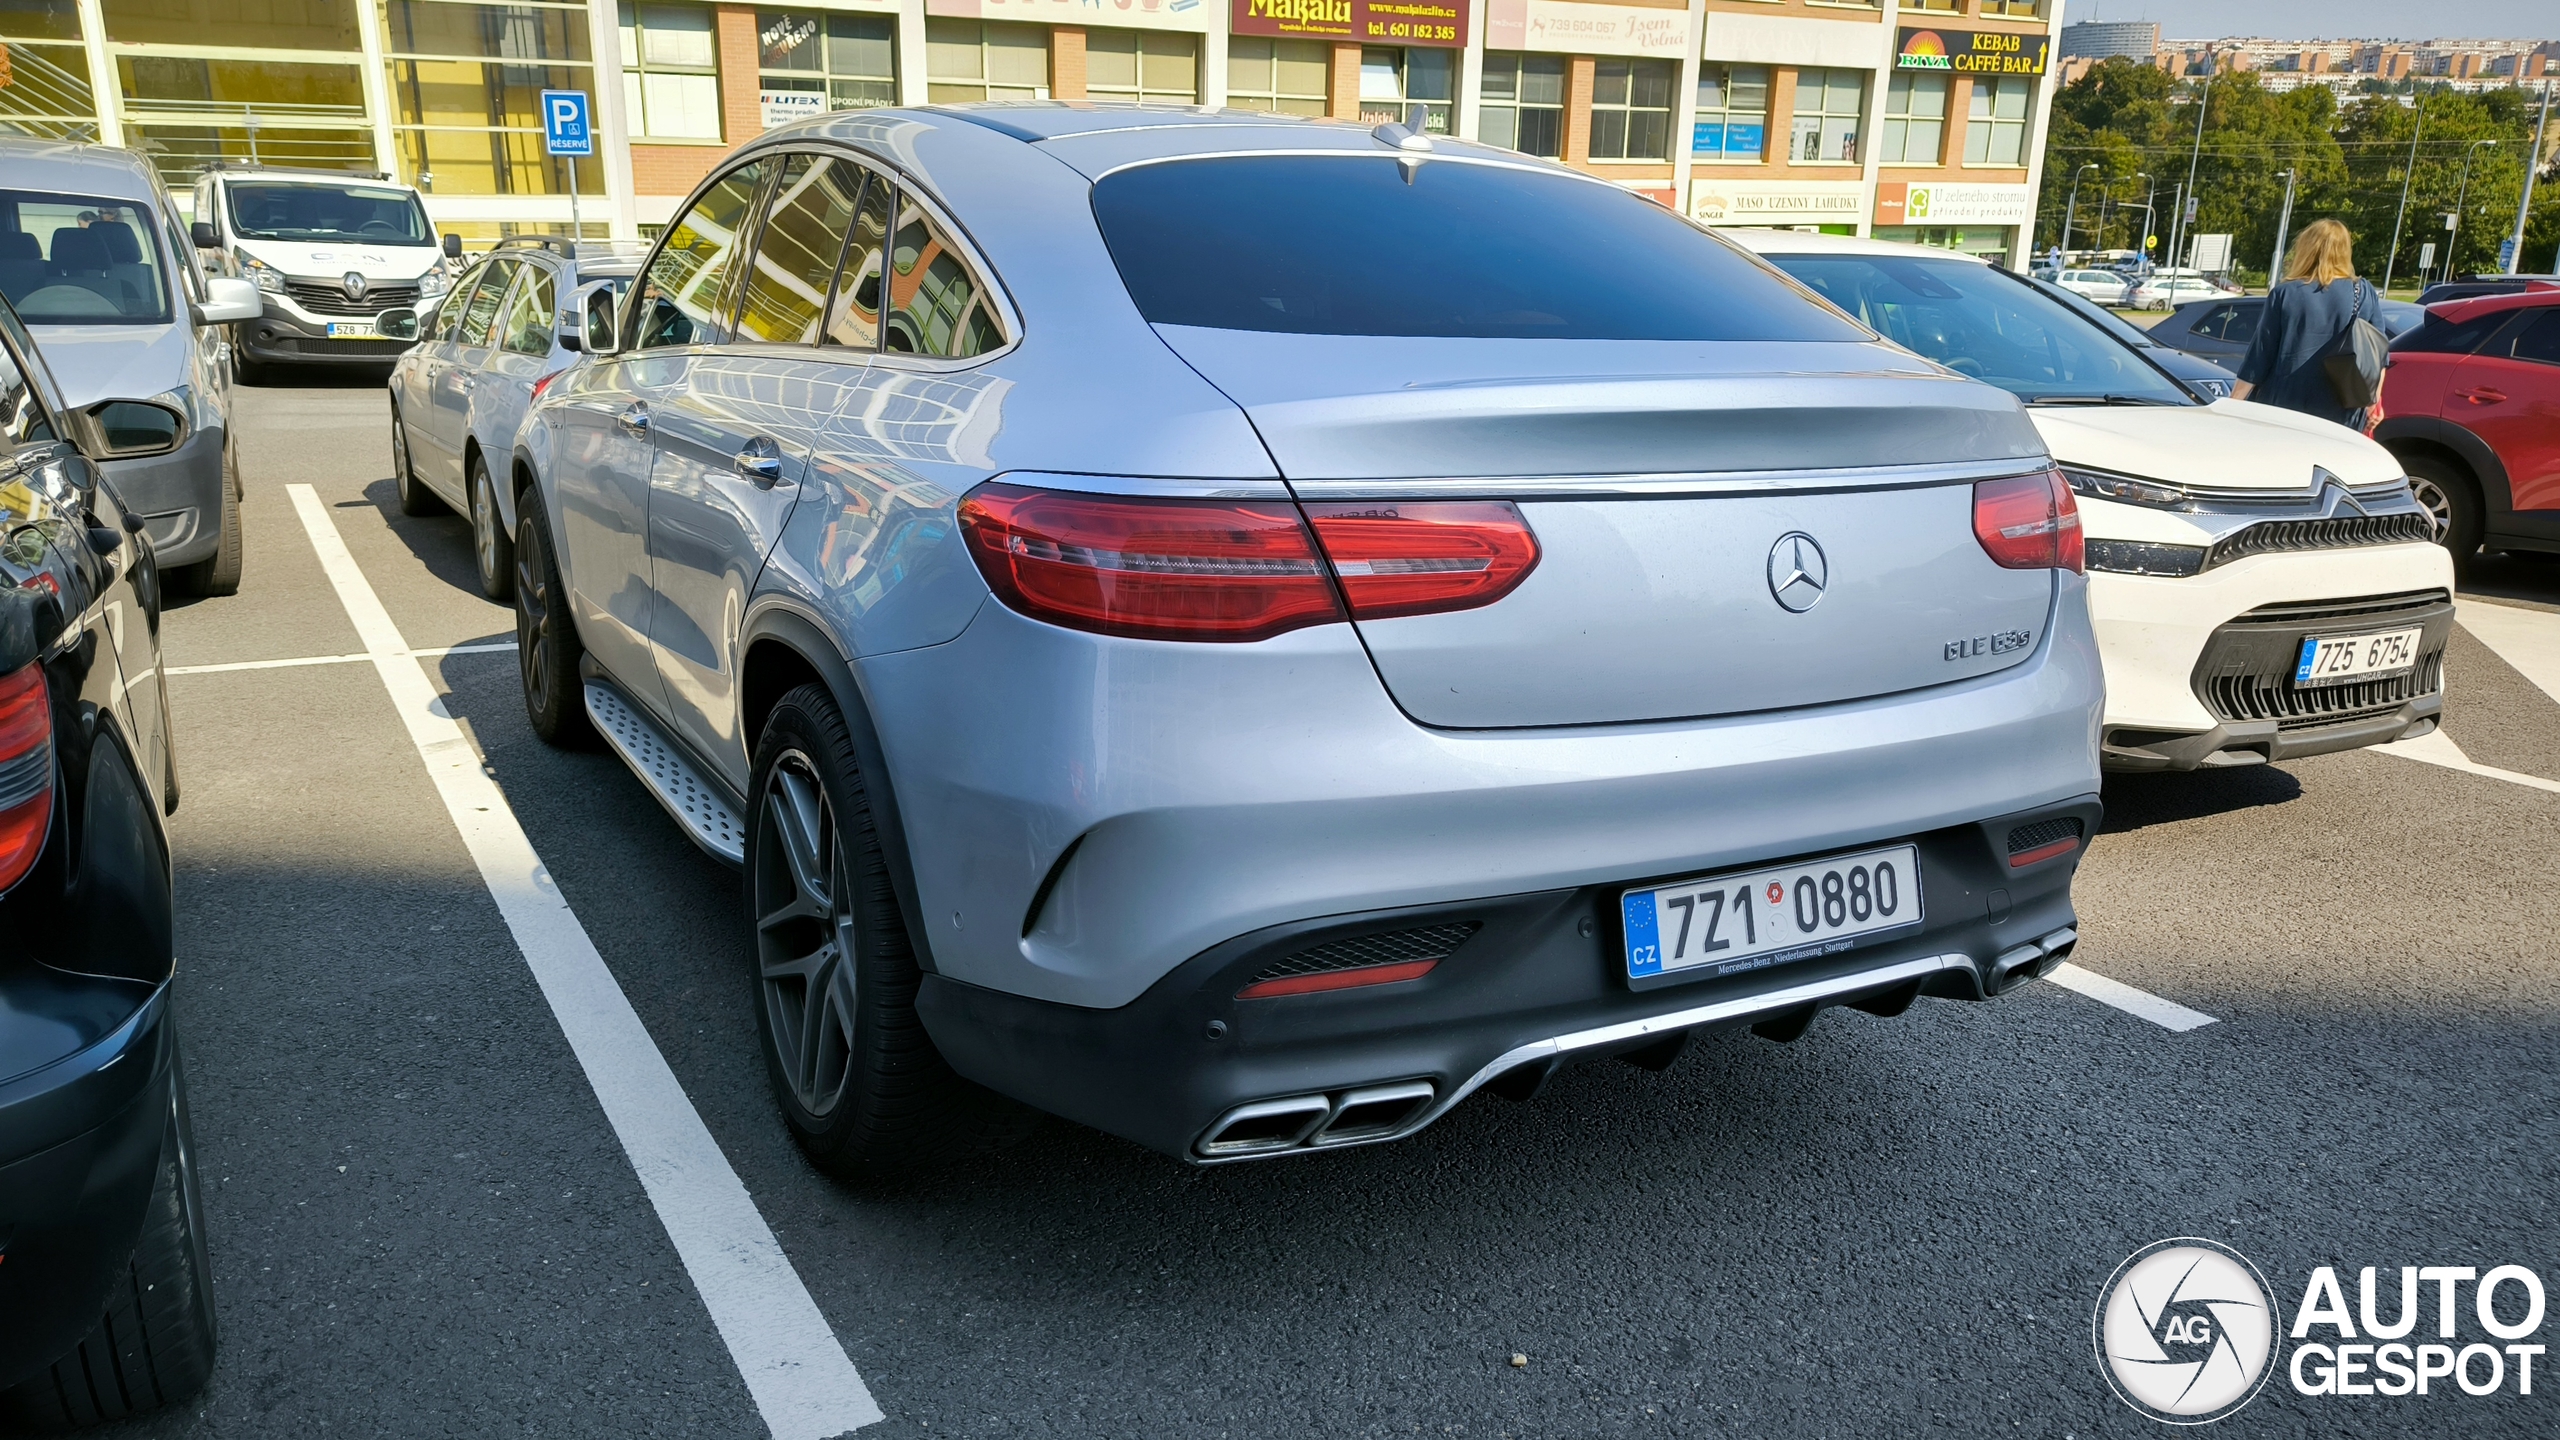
xmin=583 ymin=680 xmax=746 ymax=865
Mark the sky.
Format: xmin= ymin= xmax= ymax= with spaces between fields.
xmin=2063 ymin=1 xmax=2558 ymax=42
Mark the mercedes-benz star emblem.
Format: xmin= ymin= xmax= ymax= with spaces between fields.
xmin=1767 ymin=532 xmax=1828 ymax=613
xmin=342 ymin=271 xmax=369 ymax=302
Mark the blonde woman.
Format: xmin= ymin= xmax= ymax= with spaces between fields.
xmin=2230 ymin=218 xmax=2383 ymax=427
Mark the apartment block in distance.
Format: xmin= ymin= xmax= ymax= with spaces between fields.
xmin=0 ymin=0 xmax=2063 ymax=262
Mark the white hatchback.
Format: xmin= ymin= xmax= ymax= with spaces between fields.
xmin=1738 ymin=232 xmax=2455 ymax=772
xmin=2052 ymin=268 xmax=2134 ymax=306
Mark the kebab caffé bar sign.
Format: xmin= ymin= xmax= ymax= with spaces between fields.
xmin=1895 ymin=26 xmax=2050 ymax=75
xmin=1235 ymin=0 xmax=1466 ymax=47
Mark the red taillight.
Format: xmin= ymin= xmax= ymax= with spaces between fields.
xmin=1236 ymin=958 xmax=1438 ymax=999
xmin=1302 ymin=502 xmax=1540 ymax=620
xmin=957 ymin=483 xmax=1344 ymax=642
xmin=0 ymin=661 xmax=52 ymax=893
xmin=1972 ymin=469 xmax=2084 ymax=574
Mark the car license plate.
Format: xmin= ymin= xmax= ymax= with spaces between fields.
xmin=2294 ymin=627 xmax=2422 ymax=687
xmin=1621 ymin=844 xmax=1922 ymax=985
xmin=325 ymin=322 xmax=376 ymax=339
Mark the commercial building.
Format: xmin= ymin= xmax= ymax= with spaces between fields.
xmin=2058 ymin=19 xmax=2154 ymax=62
xmin=0 ymin=0 xmax=2061 ymax=262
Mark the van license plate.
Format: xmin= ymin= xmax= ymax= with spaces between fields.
xmin=2294 ymin=627 xmax=2421 ymax=687
xmin=1621 ymin=844 xmax=1923 ymax=984
xmin=326 ymin=322 xmax=376 ymax=339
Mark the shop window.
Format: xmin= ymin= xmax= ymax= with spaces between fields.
xmin=758 ymin=11 xmax=896 ymax=111
xmin=387 ymin=0 xmax=592 ymax=198
xmin=1086 ymin=29 xmax=1196 ymax=104
xmin=0 ymin=0 xmax=95 ymax=140
xmin=1691 ymin=63 xmax=1766 ymax=162
xmin=101 ymin=0 xmax=358 ymax=50
xmin=1357 ymin=47 xmax=1450 ymax=135
xmin=1965 ymin=75 xmax=2029 ymax=165
xmin=885 ymin=196 xmax=1003 ymax=359
xmin=633 ymin=159 xmax=766 ymax=349
xmin=1878 ymin=72 xmax=1946 ymax=164
xmin=1588 ymin=58 xmax=1673 ymax=162
xmin=924 ymin=19 xmax=1045 ymax=103
xmin=736 ymin=152 xmax=863 ymax=345
xmin=1226 ymin=37 xmax=1327 ymax=116
xmin=1480 ymin=52 xmax=1564 ymax=159
xmin=1790 ymin=67 xmax=1862 ymax=164
xmin=619 ymin=2 xmax=722 ymax=141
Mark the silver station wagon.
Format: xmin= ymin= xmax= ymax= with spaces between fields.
xmin=508 ymin=104 xmax=2105 ymax=1173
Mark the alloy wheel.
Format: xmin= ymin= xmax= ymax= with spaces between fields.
xmin=515 ymin=524 xmax=553 ymax=713
xmin=391 ymin=410 xmax=411 ymax=485
xmin=473 ymin=470 xmax=501 ymax=586
xmin=753 ymin=753 xmax=859 ymax=1119
xmin=2408 ymin=474 xmax=2454 ymax=540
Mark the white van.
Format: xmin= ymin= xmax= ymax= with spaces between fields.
xmin=187 ymin=167 xmax=456 ymax=379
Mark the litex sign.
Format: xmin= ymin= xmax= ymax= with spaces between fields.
xmin=1895 ymin=27 xmax=2049 ymax=76
xmin=1234 ymin=0 xmax=1465 ymax=48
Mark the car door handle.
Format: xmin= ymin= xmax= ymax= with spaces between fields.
xmin=2459 ymin=387 xmax=2507 ymax=405
xmin=616 ymin=403 xmax=650 ymax=436
xmin=734 ymin=436 xmax=785 ymax=489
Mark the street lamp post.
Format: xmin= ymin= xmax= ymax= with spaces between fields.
xmin=2170 ymin=63 xmax=2214 ymax=278
xmin=2269 ymin=168 xmax=2298 ymax=289
xmin=2382 ymin=94 xmax=2428 ymax=294
xmin=2061 ymin=162 xmax=2098 ymax=262
xmin=2506 ymin=79 xmax=2552 ymax=275
xmin=2444 ymin=139 xmax=2497 ymax=286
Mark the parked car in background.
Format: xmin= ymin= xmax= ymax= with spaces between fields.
xmin=0 ymin=139 xmax=261 ymax=596
xmin=188 ymin=165 xmax=450 ymax=380
xmin=2128 ymin=271 xmax=2240 ymax=311
xmin=2049 ymin=267 xmax=2135 ymax=306
xmin=2374 ymin=288 xmax=2560 ymax=563
xmin=2149 ymin=292 xmax=2426 ymax=369
xmin=2030 ymin=276 xmax=2237 ymax=400
xmin=514 ymin=108 xmax=2104 ymax=1175
xmin=0 ymin=293 xmax=214 ymax=1427
xmin=380 ymin=237 xmax=641 ymax=599
xmin=2415 ymin=275 xmax=2560 ymax=307
xmin=1742 ymin=231 xmax=2452 ymax=773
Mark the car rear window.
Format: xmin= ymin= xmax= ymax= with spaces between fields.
xmin=1090 ymin=155 xmax=1860 ymax=342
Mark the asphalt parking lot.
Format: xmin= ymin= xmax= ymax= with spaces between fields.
xmin=82 ymin=376 xmax=2560 ymax=1439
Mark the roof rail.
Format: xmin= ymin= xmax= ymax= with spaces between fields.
xmin=196 ymin=160 xmax=397 ymax=182
xmin=494 ymin=235 xmax=573 ymax=255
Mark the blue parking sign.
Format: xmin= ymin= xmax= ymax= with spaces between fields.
xmin=541 ymin=90 xmax=592 ymax=157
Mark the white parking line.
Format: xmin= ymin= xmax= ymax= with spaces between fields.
xmin=2375 ymin=725 xmax=2560 ymax=795
xmin=284 ymin=485 xmax=881 ymax=1440
xmin=2042 ymin=963 xmax=2219 ymax=1032
xmin=2458 ymin=600 xmax=2560 ymax=708
xmin=168 ymin=641 xmax=516 ymax=676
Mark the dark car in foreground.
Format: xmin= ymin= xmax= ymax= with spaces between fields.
xmin=2375 ymin=288 xmax=2560 ymax=561
xmin=0 ymin=294 xmax=212 ymax=1427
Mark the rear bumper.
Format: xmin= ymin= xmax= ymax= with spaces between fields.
xmin=920 ymin=794 xmax=2099 ymax=1161
xmin=104 ymin=423 xmax=226 ymax=568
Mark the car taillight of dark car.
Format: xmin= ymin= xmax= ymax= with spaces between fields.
xmin=0 ymin=659 xmax=51 ymax=891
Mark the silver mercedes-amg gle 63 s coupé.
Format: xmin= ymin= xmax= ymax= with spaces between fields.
xmin=508 ymin=102 xmax=2103 ymax=1173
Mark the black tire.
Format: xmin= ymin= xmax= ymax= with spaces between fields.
xmin=0 ymin=1064 xmax=218 ymax=1430
xmin=469 ymin=453 xmax=515 ymax=602
xmin=391 ymin=403 xmax=445 ymax=517
xmin=747 ymin=685 xmax=1036 ymax=1179
xmin=2405 ymin=453 xmax=2482 ymax=565
xmin=166 ymin=440 xmax=243 ymax=598
xmin=514 ymin=490 xmax=593 ymax=747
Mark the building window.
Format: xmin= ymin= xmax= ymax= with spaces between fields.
xmin=619 ymin=3 xmax=722 ymax=140
xmin=1479 ymin=51 xmax=1564 ymax=158
xmin=1965 ymin=75 xmax=2030 ymax=165
xmin=1086 ymin=28 xmax=1196 ymax=104
xmin=0 ymin=0 xmax=96 ymax=142
xmin=757 ymin=11 xmax=896 ymax=111
xmin=1691 ymin=62 xmax=1766 ymax=162
xmin=1903 ymin=0 xmax=1958 ymax=11
xmin=387 ymin=0 xmax=593 ymax=200
xmin=1790 ymin=67 xmax=1862 ymax=164
xmin=1357 ymin=47 xmax=1451 ymax=135
xmin=924 ymin=19 xmax=1045 ymax=103
xmin=1980 ymin=0 xmax=2042 ymax=17
xmin=1588 ymin=58 xmax=1673 ymax=162
xmin=1226 ymin=36 xmax=1328 ymax=116
xmin=1878 ymin=71 xmax=1946 ymax=164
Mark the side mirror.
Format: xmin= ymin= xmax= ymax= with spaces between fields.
xmin=189 ymin=219 xmax=218 ymax=249
xmin=442 ymin=233 xmax=463 ymax=260
xmin=78 ymin=399 xmax=188 ymax=460
xmin=376 ymin=307 xmax=420 ymax=342
xmin=192 ymin=275 xmax=261 ymax=324
xmin=579 ymin=281 xmax=622 ymax=356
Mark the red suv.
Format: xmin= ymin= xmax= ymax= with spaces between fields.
xmin=2375 ymin=288 xmax=2560 ymax=563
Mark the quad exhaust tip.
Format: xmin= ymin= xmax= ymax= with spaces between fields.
xmin=1991 ymin=925 xmax=2078 ymax=993
xmin=1195 ymin=1080 xmax=1438 ymax=1159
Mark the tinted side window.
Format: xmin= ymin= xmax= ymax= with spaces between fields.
xmin=884 ymin=196 xmax=1004 ymax=358
xmin=633 ymin=160 xmax=768 ymax=351
xmin=736 ymin=154 xmax=864 ymax=346
xmin=822 ymin=175 xmax=890 ymax=350
xmin=434 ymin=262 xmax=490 ymax=340
xmin=455 ymin=259 xmax=514 ymax=347
xmin=2220 ymin=303 xmax=2261 ymax=344
xmin=2392 ymin=309 xmax=2507 ymax=356
xmin=501 ymin=263 xmax=556 ymax=356
xmin=2508 ymin=309 xmax=2560 ymax=367
xmin=1093 ymin=155 xmax=1860 ymax=341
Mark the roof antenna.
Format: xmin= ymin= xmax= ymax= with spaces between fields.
xmin=1373 ymin=103 xmax=1434 ymax=182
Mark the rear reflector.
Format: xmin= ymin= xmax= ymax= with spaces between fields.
xmin=1302 ymin=502 xmax=1540 ymax=620
xmin=2008 ymin=837 xmax=2079 ymax=868
xmin=1973 ymin=469 xmax=2084 ymax=574
xmin=957 ymin=483 xmax=1344 ymax=642
xmin=1236 ymin=958 xmax=1438 ymax=999
xmin=0 ymin=660 xmax=52 ymax=894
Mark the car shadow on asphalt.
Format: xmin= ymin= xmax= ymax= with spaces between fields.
xmin=353 ymin=476 xmax=488 ymax=600
xmin=2097 ymin=764 xmax=2304 ymax=833
xmin=2458 ymin=551 xmax=2560 ymax=613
